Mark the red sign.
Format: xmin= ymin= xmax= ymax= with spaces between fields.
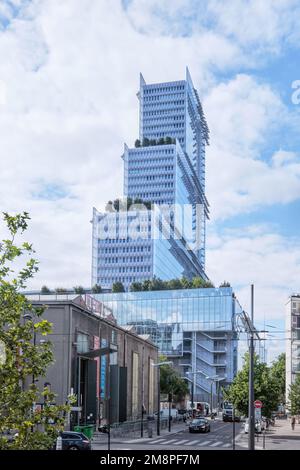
xmin=254 ymin=400 xmax=262 ymax=408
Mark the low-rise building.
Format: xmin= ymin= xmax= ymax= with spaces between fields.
xmin=25 ymin=294 xmax=158 ymax=427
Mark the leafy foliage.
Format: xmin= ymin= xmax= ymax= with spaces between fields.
xmin=159 ymin=355 xmax=189 ymax=400
xmin=270 ymin=353 xmax=285 ymax=404
xmin=288 ymin=375 xmax=300 ymax=415
xmin=112 ymin=282 xmax=125 ymax=293
xmin=91 ymin=284 xmax=102 ymax=294
xmin=129 ymin=276 xmax=215 ymax=292
xmin=223 ymin=352 xmax=280 ymax=418
xmin=0 ymin=212 xmax=74 ymax=450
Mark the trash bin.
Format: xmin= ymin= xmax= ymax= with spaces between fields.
xmin=74 ymin=425 xmax=95 ymax=440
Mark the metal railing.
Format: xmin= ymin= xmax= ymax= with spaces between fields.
xmin=94 ymin=415 xmax=184 ymax=440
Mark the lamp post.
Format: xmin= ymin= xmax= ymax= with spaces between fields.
xmin=82 ymin=342 xmax=118 ymax=451
xmin=187 ymin=370 xmax=206 ymax=416
xmin=205 ymin=376 xmax=226 ymax=415
xmin=248 ymin=284 xmax=255 ymax=451
xmin=152 ymin=361 xmax=173 ymax=436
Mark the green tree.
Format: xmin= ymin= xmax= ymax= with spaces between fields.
xmin=191 ymin=277 xmax=206 ymax=288
xmin=142 ymin=137 xmax=150 ymax=147
xmin=149 ymin=277 xmax=166 ymax=291
xmin=130 ymin=282 xmax=143 ymax=292
xmin=159 ymin=355 xmax=189 ymax=401
xmin=223 ymin=352 xmax=279 ymax=417
xmin=112 ymin=282 xmax=125 ymax=293
xmin=219 ymin=281 xmax=231 ymax=288
xmin=288 ymin=376 xmax=300 ymax=416
xmin=73 ymin=286 xmax=85 ymax=294
xmin=91 ymin=284 xmax=102 ymax=294
xmin=55 ymin=287 xmax=68 ymax=294
xmin=270 ymin=353 xmax=285 ymax=405
xmin=167 ymin=278 xmax=183 ymax=290
xmin=165 ymin=136 xmax=172 ymax=144
xmin=0 ymin=212 xmax=73 ymax=450
xmin=180 ymin=277 xmax=192 ymax=289
xmin=134 ymin=139 xmax=141 ymax=148
xmin=158 ymin=137 xmax=165 ymax=145
xmin=41 ymin=285 xmax=51 ymax=294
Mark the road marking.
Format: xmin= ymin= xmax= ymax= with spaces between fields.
xmin=171 ymin=439 xmax=189 ymax=445
xmin=222 ymin=443 xmax=231 ymax=448
xmin=210 ymin=441 xmax=223 ymax=447
xmin=150 ymin=438 xmax=168 ymax=444
xmin=124 ymin=438 xmax=150 ymax=443
xmin=184 ymin=440 xmax=200 ymax=446
xmin=198 ymin=440 xmax=210 ymax=446
xmin=159 ymin=439 xmax=178 ymax=445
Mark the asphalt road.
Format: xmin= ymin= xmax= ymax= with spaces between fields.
xmin=92 ymin=420 xmax=244 ymax=450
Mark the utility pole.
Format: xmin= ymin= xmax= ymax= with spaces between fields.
xmin=157 ymin=366 xmax=160 ymax=436
xmin=248 ymin=284 xmax=255 ymax=450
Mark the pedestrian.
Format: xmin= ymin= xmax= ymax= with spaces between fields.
xmin=291 ymin=416 xmax=296 ymax=430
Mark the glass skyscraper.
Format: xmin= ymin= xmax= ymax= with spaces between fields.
xmin=95 ymin=287 xmax=239 ymax=404
xmin=92 ymin=68 xmax=209 ymax=290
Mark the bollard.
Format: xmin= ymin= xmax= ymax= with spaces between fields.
xmin=148 ymin=425 xmax=153 ymax=438
xmin=56 ymin=435 xmax=62 ymax=450
xmin=263 ymin=430 xmax=266 ymax=449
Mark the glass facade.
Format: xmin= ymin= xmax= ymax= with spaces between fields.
xmin=92 ymin=69 xmax=209 ymax=290
xmin=94 ymin=287 xmax=239 ymax=403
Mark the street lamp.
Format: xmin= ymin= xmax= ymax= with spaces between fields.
xmin=205 ymin=375 xmax=226 ymax=415
xmin=83 ymin=342 xmax=117 ymax=451
xmin=152 ymin=361 xmax=173 ymax=436
xmin=186 ymin=370 xmax=203 ymax=416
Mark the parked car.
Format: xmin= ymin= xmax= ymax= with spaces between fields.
xmin=244 ymin=419 xmax=262 ymax=434
xmin=189 ymin=418 xmax=210 ymax=433
xmin=55 ymin=431 xmax=92 ymax=450
xmin=0 ymin=430 xmax=19 ymax=443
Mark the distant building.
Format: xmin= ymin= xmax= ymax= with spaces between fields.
xmin=286 ymin=294 xmax=300 ymax=404
xmin=94 ymin=287 xmax=240 ymax=407
xmin=25 ymin=294 xmax=158 ymax=427
xmin=92 ymin=68 xmax=209 ymax=291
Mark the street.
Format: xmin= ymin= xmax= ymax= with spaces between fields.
xmin=92 ymin=420 xmax=244 ymax=450
xmin=92 ymin=418 xmax=300 ymax=451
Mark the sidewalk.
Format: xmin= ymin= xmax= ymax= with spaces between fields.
xmin=123 ymin=422 xmax=187 ymax=444
xmin=236 ymin=418 xmax=300 ymax=450
xmin=262 ymin=418 xmax=300 ymax=450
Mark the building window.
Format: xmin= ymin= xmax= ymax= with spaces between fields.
xmin=149 ymin=358 xmax=154 ymax=414
xmin=132 ymin=352 xmax=139 ymax=417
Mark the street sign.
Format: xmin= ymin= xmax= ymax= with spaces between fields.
xmin=255 ymin=408 xmax=261 ymax=420
xmin=254 ymin=400 xmax=262 ymax=408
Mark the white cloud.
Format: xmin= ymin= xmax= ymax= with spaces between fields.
xmin=125 ymin=0 xmax=300 ymax=54
xmin=204 ymin=74 xmax=300 ymax=220
xmin=206 ymin=225 xmax=300 ymax=322
xmin=0 ymin=0 xmax=244 ymax=289
xmin=0 ymin=0 xmax=298 ymax=364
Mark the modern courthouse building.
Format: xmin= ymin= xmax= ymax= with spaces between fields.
xmin=95 ymin=287 xmax=239 ymax=406
xmin=286 ymin=294 xmax=300 ymax=403
xmin=92 ymin=68 xmax=209 ymax=291
xmin=91 ymin=70 xmax=241 ymax=405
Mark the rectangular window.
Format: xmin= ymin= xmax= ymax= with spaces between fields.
xmin=132 ymin=352 xmax=139 ymax=417
xmin=149 ymin=358 xmax=154 ymax=413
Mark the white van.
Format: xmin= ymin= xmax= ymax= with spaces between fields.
xmin=160 ymin=408 xmax=178 ymax=418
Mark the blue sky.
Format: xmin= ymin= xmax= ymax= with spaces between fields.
xmin=0 ymin=0 xmax=299 ymax=362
